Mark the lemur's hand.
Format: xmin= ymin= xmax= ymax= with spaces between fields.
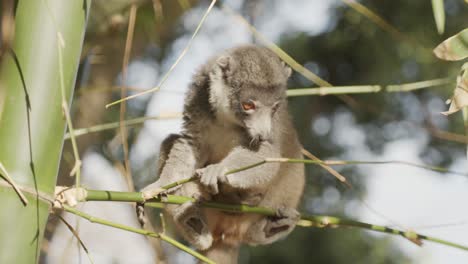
xmin=196 ymin=164 xmax=228 ymax=194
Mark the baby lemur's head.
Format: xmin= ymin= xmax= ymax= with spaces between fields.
xmin=208 ymin=45 xmax=292 ymax=143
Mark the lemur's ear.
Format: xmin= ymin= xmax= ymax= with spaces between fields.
xmin=281 ymin=61 xmax=292 ymax=78
xmin=211 ymin=55 xmax=234 ymax=80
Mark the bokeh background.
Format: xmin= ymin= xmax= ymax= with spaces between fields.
xmin=41 ymin=0 xmax=468 ymax=263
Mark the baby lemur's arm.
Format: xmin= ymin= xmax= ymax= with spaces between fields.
xmin=142 ymin=134 xmax=214 ymax=250
xmin=142 ymin=134 xmax=197 ymax=198
xmin=197 ymin=142 xmax=280 ymax=194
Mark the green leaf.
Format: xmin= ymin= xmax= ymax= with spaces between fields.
xmin=431 ymin=0 xmax=445 ymax=34
xmin=434 ymin=28 xmax=468 ymax=61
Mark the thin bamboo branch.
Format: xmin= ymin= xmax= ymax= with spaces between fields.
xmin=119 ymin=3 xmax=138 ymax=192
xmin=64 ymin=113 xmax=182 ymax=140
xmin=57 ymin=32 xmax=82 ymax=187
xmin=301 ymin=149 xmax=351 ymax=187
xmin=341 ymin=0 xmax=422 ymax=49
xmin=287 ymin=86 xmax=381 ymax=96
xmin=61 ymin=204 xmax=215 ymax=264
xmin=386 ymin=78 xmax=452 ymax=92
xmin=106 ymin=0 xmax=217 ymax=108
xmin=221 ymin=3 xmax=331 ymax=87
xmin=322 ymin=159 xmax=466 ymax=176
xmin=301 ymin=149 xmax=410 ymax=238
xmin=56 ymin=214 xmax=95 ymax=264
xmin=285 ymin=78 xmax=452 ymax=96
xmin=0 ymin=162 xmax=28 ymax=205
xmin=1 ymin=179 xmax=467 ymax=253
xmin=153 ymin=157 xmax=467 ymax=194
xmin=81 ymin=189 xmax=468 ymax=252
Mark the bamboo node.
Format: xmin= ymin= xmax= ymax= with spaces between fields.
xmin=54 ymin=186 xmax=87 ymax=208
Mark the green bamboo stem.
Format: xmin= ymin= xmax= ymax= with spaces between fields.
xmin=62 ymin=204 xmax=214 ymax=264
xmin=82 ymin=189 xmax=468 ymax=251
xmin=0 ymin=1 xmax=89 ymax=263
xmin=386 ymin=78 xmax=452 ymax=92
xmin=287 ymin=86 xmax=381 ymax=96
xmin=2 ymin=179 xmax=467 ymax=253
xmin=64 ymin=114 xmax=181 ymax=140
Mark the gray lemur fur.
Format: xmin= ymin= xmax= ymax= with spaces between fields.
xmin=142 ymin=45 xmax=305 ymax=264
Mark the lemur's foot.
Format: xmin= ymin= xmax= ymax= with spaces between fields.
xmin=173 ymin=201 xmax=213 ymax=250
xmin=265 ymin=207 xmax=300 ymax=238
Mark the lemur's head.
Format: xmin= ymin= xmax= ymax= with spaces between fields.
xmin=208 ymin=45 xmax=291 ymax=143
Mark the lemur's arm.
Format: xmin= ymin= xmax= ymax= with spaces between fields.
xmin=197 ymin=141 xmax=280 ymax=194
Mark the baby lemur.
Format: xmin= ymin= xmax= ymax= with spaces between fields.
xmin=142 ymin=45 xmax=305 ymax=263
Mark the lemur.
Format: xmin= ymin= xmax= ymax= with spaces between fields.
xmin=142 ymin=45 xmax=305 ymax=264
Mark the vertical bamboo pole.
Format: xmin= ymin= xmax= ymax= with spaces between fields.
xmin=0 ymin=1 xmax=90 ymax=263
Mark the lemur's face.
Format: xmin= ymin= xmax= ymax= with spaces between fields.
xmin=236 ymin=90 xmax=283 ymax=144
xmin=208 ymin=46 xmax=291 ymax=144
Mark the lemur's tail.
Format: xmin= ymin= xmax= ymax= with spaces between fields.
xmin=200 ymin=242 xmax=240 ymax=264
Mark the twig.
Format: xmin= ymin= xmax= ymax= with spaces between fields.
xmin=106 ymin=0 xmax=218 ymax=108
xmin=64 ymin=113 xmax=182 ymax=140
xmin=57 ymin=33 xmax=82 ymax=187
xmin=55 ymin=214 xmax=95 ymax=264
xmin=301 ymin=149 xmax=351 ymax=187
xmin=119 ymin=3 xmax=138 ymax=192
xmin=0 ymin=162 xmax=28 ymax=205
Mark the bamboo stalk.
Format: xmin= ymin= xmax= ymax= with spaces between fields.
xmin=0 ymin=1 xmax=90 ymax=262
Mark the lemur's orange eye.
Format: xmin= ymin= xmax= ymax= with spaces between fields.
xmin=241 ymin=101 xmax=256 ymax=111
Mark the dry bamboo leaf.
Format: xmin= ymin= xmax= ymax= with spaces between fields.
xmin=434 ymin=28 xmax=468 ymax=61
xmin=442 ymin=63 xmax=468 ymax=115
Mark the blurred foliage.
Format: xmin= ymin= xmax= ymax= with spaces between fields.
xmin=63 ymin=0 xmax=468 ymax=263
xmin=274 ymin=0 xmax=467 ymax=263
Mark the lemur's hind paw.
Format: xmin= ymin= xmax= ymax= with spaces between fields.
xmin=173 ymin=201 xmax=213 ymax=250
xmin=265 ymin=207 xmax=300 ymax=238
